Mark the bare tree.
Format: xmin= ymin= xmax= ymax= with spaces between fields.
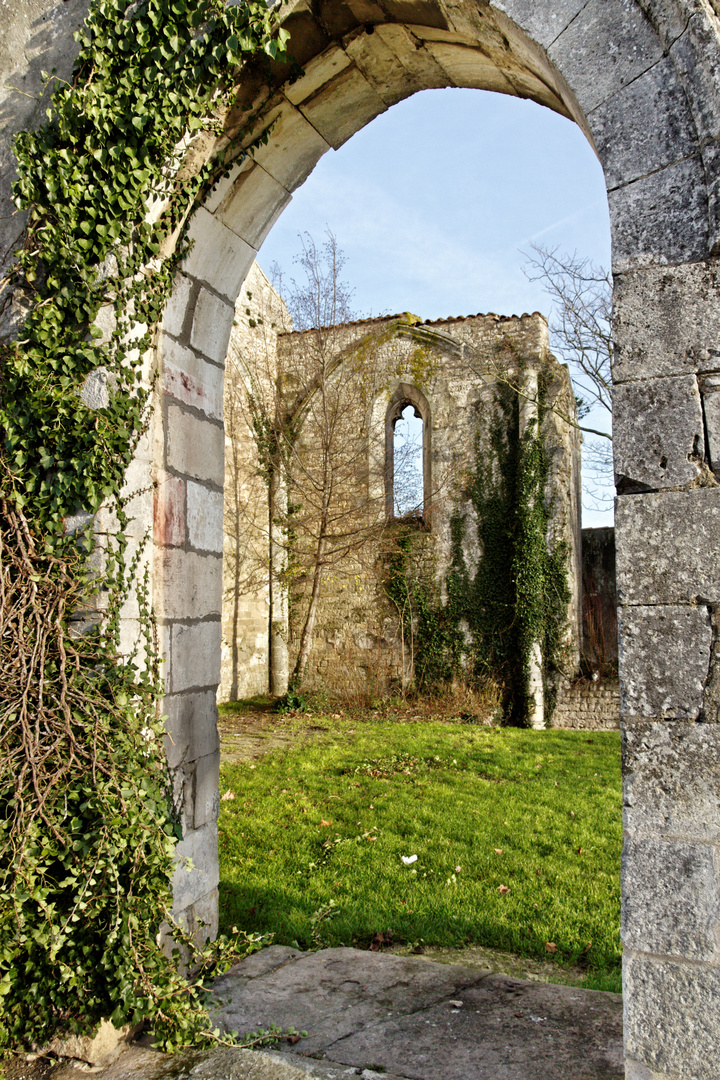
xmin=523 ymin=243 xmax=612 ymax=416
xmin=523 ymin=243 xmax=613 ymax=509
xmin=274 ymin=231 xmax=356 ymax=332
xmin=279 ymin=237 xmax=428 ymax=686
xmin=227 ymin=233 xmax=420 ymax=692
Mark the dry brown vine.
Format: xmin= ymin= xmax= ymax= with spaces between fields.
xmin=1 ymin=497 xmax=120 ymax=845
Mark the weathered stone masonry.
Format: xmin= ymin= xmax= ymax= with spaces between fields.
xmin=5 ymin=1 xmax=720 ymax=1076
xmin=220 ymin=266 xmax=583 ymax=726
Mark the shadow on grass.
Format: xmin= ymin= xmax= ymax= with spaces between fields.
xmin=221 ymin=876 xmax=626 ymax=993
xmin=219 ymin=877 xmax=621 ymax=995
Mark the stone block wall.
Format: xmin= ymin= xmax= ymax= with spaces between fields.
xmin=154 ymin=222 xmax=255 ymax=935
xmin=613 ymin=260 xmax=720 ymax=1080
xmin=552 ymin=680 xmax=621 ymax=730
xmin=222 ymin=292 xmax=583 ymax=717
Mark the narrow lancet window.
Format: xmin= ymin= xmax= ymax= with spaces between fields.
xmin=393 ymin=403 xmax=424 ymax=517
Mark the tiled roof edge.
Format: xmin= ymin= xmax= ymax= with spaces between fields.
xmin=278 ymin=310 xmax=547 ymax=338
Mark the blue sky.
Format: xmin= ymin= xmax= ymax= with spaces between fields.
xmin=258 ymin=87 xmax=613 ymax=525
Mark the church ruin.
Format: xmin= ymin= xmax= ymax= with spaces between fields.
xmin=220 ymin=264 xmax=582 ymax=728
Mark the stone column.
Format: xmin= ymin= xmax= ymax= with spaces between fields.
xmin=156 ymin=212 xmax=255 ymax=936
xmin=519 ymin=365 xmax=545 ymax=730
xmin=613 ymin=260 xmax=720 ymax=1080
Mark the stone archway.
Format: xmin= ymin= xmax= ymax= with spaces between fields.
xmin=3 ymin=2 xmax=720 ymax=1077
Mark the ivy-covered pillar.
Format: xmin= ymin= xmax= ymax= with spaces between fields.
xmin=0 ymin=0 xmax=291 ymax=1048
xmin=518 ymin=365 xmax=545 ymax=730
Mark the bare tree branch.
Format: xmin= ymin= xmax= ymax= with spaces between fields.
xmin=227 ymin=234 xmax=405 ymax=689
xmin=522 ymin=243 xmax=613 ymax=418
xmin=522 ymin=243 xmax=614 ymax=509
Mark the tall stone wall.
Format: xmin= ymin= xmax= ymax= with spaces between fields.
xmin=222 ymin=290 xmax=583 ymax=721
xmin=220 ymin=262 xmax=292 ymax=702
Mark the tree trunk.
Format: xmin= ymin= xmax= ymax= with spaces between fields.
xmin=292 ymin=533 xmax=325 ymax=687
xmin=268 ymin=464 xmax=289 ymax=696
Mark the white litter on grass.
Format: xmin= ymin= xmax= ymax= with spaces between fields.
xmin=449 ymin=1000 xmax=463 ymax=1008
xmin=401 ymin=854 xmax=418 ymax=865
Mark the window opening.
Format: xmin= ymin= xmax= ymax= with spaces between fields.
xmin=393 ymin=403 xmax=424 ymax=517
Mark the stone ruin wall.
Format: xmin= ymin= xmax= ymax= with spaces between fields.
xmin=220 ymin=273 xmax=583 ymax=715
xmin=220 ymin=262 xmax=292 ymax=701
xmin=289 ymin=312 xmax=583 ymax=703
xmin=553 ymin=680 xmax=621 ymax=730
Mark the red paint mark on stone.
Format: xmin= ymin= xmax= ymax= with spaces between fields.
xmin=163 ymin=363 xmax=209 ymax=413
xmin=154 ymin=473 xmax=185 ymax=547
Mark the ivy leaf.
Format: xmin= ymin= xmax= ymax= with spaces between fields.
xmin=3 ymin=0 xmax=292 ymax=1053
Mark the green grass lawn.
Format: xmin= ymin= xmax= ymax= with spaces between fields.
xmin=218 ymin=717 xmax=621 ymax=992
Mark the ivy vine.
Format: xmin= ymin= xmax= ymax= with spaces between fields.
xmin=0 ymin=0 xmax=289 ymax=1057
xmin=465 ymin=379 xmax=570 ymax=723
xmin=383 ymin=373 xmax=570 ymax=724
xmin=383 ymin=527 xmax=464 ymax=690
xmin=5 ymin=0 xmax=288 ymax=528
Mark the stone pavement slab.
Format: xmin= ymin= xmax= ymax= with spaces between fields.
xmin=7 ymin=1045 xmax=409 ymax=1080
xmin=208 ymin=945 xmax=624 ymax=1079
xmin=9 ymin=946 xmax=623 ymax=1080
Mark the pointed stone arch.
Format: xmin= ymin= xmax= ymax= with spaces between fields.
xmin=385 ymin=381 xmax=432 ymax=520
xmin=4 ymin=2 xmax=720 ymax=1075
